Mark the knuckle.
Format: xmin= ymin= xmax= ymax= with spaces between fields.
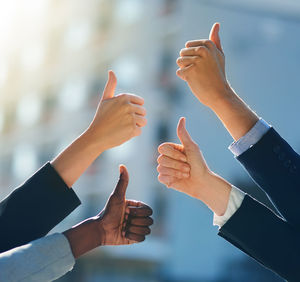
xmin=196 ymin=46 xmax=207 ymax=56
xmin=176 ymin=69 xmax=183 ymax=77
xmin=181 ymin=164 xmax=187 ymax=170
xmin=119 ymin=93 xmax=127 ymax=100
xmin=156 ymin=164 xmax=162 ymax=172
xmin=185 ymin=40 xmax=192 ymax=47
xmin=157 ymin=155 xmax=163 ymax=163
xmin=204 ymin=39 xmax=213 ymax=47
xmin=194 ymin=56 xmax=202 ymax=64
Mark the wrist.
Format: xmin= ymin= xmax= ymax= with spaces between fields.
xmin=208 ymin=86 xmax=259 ymax=141
xmin=208 ymin=83 xmax=236 ymax=112
xmin=82 ymin=127 xmax=107 ymax=155
xmin=63 ymin=218 xmax=102 ymax=259
xmin=195 ymin=171 xmax=231 ymax=216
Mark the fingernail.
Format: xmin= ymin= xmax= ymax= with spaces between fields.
xmin=182 ymin=173 xmax=189 ymax=178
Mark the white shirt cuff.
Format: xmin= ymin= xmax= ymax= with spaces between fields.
xmin=229 ymin=118 xmax=271 ymax=157
xmin=213 ymin=186 xmax=245 ymax=227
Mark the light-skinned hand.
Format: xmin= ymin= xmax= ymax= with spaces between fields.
xmin=87 ymin=71 xmax=147 ymax=152
xmin=157 ymin=117 xmax=231 ymax=216
xmin=157 ymin=117 xmax=211 ymax=200
xmin=176 ymin=23 xmax=229 ymax=109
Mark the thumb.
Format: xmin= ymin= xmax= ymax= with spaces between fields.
xmin=177 ymin=117 xmax=195 ymax=149
xmin=209 ymin=22 xmax=223 ymax=53
xmin=101 ymin=70 xmax=117 ymax=100
xmin=112 ymin=164 xmax=129 ymax=199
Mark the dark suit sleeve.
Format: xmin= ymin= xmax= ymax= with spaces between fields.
xmin=219 ymin=195 xmax=300 ymax=281
xmin=236 ymin=128 xmax=300 ymax=228
xmin=0 ymin=162 xmax=81 ymax=253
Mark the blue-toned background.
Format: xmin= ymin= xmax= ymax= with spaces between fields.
xmin=1 ymin=1 xmax=298 ymax=281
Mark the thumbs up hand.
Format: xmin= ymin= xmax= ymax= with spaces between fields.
xmin=87 ymin=71 xmax=147 ymax=153
xmin=176 ymin=23 xmax=230 ymax=109
xmin=63 ymin=165 xmax=153 ymax=258
xmin=157 ymin=118 xmax=212 ymax=200
xmin=95 ymin=165 xmax=153 ymax=246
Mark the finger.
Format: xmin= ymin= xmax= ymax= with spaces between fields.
xmin=130 ymin=104 xmax=146 ymax=116
xmin=157 ymin=165 xmax=190 ymax=178
xmin=177 ymin=117 xmax=196 ymax=148
xmin=101 ymin=70 xmax=117 ymax=100
xmin=129 ymin=216 xmax=154 ymax=226
xmin=112 ymin=165 xmax=129 ymax=199
xmin=157 ymin=154 xmax=190 ymax=171
xmin=209 ymin=22 xmax=223 ymax=53
xmin=125 ymin=232 xmax=145 ymax=242
xmin=158 ymin=143 xmax=186 ymax=161
xmin=126 ymin=94 xmax=145 ymax=105
xmin=127 ymin=225 xmax=151 ymax=235
xmin=176 ymin=56 xmax=199 ymax=68
xmin=127 ymin=206 xmax=153 ymax=217
xmin=185 ymin=39 xmax=215 ymax=50
xmin=158 ymin=143 xmax=186 ymax=160
xmin=134 ymin=115 xmax=147 ymax=127
xmin=158 ymin=174 xmax=177 ymax=188
xmin=180 ymin=46 xmax=208 ymax=57
xmin=176 ymin=64 xmax=194 ymax=81
xmin=126 ymin=200 xmax=150 ymax=208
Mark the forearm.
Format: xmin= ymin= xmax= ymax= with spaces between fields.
xmin=63 ymin=218 xmax=102 ymax=259
xmin=197 ymin=172 xmax=232 ymax=216
xmin=51 ymin=130 xmax=105 ymax=188
xmin=210 ymin=87 xmax=259 ymax=141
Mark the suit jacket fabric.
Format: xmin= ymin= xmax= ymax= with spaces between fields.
xmin=219 ymin=195 xmax=300 ymax=281
xmin=0 ymin=162 xmax=81 ymax=253
xmin=218 ymin=128 xmax=300 ymax=281
xmin=236 ymin=127 xmax=300 ymax=228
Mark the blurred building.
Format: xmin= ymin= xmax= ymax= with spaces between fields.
xmin=1 ymin=0 xmax=300 ymax=281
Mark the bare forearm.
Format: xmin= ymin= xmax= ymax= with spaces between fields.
xmin=63 ymin=219 xmax=101 ymax=259
xmin=51 ymin=130 xmax=105 ymax=188
xmin=210 ymin=87 xmax=259 ymax=141
xmin=197 ymin=172 xmax=232 ymax=216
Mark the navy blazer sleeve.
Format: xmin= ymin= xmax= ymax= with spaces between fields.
xmin=219 ymin=194 xmax=300 ymax=281
xmin=0 ymin=162 xmax=81 ymax=253
xmin=236 ymin=128 xmax=300 ymax=228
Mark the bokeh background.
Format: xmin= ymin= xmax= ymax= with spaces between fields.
xmin=1 ymin=0 xmax=299 ymax=281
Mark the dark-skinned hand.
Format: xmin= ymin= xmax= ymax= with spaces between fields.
xmin=64 ymin=165 xmax=153 ymax=258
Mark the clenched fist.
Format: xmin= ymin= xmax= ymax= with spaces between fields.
xmin=64 ymin=165 xmax=154 ymax=259
xmin=176 ymin=23 xmax=230 ymax=109
xmin=87 ymin=71 xmax=147 ymax=152
xmin=157 ymin=117 xmax=211 ymax=200
xmin=157 ymin=117 xmax=231 ymax=216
